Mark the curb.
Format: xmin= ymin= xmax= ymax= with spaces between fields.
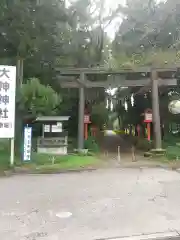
xmin=1 ymin=164 xmax=180 ymax=177
xmin=96 ymin=231 xmax=180 ymax=240
xmin=12 ymin=167 xmax=97 ymax=175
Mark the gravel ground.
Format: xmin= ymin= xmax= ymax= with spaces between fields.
xmin=0 ymin=168 xmax=180 ymax=239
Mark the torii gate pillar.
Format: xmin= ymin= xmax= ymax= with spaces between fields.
xmin=151 ymin=69 xmax=162 ymax=149
xmin=78 ymin=72 xmax=85 ymax=149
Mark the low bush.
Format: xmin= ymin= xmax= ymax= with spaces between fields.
xmin=84 ymin=136 xmax=100 ymax=153
xmin=166 ymin=146 xmax=180 ymax=160
xmin=130 ymin=137 xmax=153 ymax=151
xmin=114 ymin=129 xmax=125 ymax=135
xmin=137 ymin=138 xmax=153 ymax=151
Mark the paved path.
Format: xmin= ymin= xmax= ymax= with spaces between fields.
xmin=100 ymin=133 xmax=132 ymax=153
xmin=1 ymin=169 xmax=180 ymax=239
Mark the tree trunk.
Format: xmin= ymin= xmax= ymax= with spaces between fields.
xmin=15 ymin=58 xmax=24 ymax=156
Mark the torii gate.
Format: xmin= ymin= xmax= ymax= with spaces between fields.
xmin=56 ymin=66 xmax=179 ymax=150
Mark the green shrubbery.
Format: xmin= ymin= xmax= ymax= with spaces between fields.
xmin=136 ymin=138 xmax=153 ymax=151
xmin=166 ymin=146 xmax=180 ymax=160
xmin=84 ymin=136 xmax=100 ymax=153
xmin=128 ymin=136 xmax=153 ymax=151
xmin=133 ymin=134 xmax=180 ymax=160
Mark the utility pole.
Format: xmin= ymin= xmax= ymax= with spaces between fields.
xmin=151 ymin=68 xmax=162 ymax=149
xmin=78 ymin=72 xmax=85 ymax=149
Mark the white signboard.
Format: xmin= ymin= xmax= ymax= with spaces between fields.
xmin=145 ymin=113 xmax=152 ymax=122
xmin=52 ymin=123 xmax=62 ymax=132
xmin=23 ymin=126 xmax=32 ymax=161
xmin=44 ymin=124 xmax=50 ymax=132
xmin=0 ymin=65 xmax=16 ymax=138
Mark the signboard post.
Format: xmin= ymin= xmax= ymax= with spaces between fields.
xmin=0 ymin=66 xmax=16 ymax=165
xmin=23 ymin=126 xmax=32 ymax=161
xmin=144 ymin=109 xmax=152 ymax=141
xmin=84 ymin=115 xmax=91 ymax=140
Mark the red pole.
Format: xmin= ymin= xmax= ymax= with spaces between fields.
xmin=137 ymin=125 xmax=140 ymax=137
xmin=84 ymin=123 xmax=88 ymax=140
xmin=147 ymin=123 xmax=151 ymax=141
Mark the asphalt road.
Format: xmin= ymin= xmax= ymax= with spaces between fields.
xmin=1 ymin=168 xmax=180 ymax=239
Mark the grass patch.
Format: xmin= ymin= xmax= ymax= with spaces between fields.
xmin=20 ymin=154 xmax=100 ymax=173
xmin=0 ymin=138 xmax=100 ymax=174
xmin=36 ymin=154 xmax=98 ymax=167
xmin=0 ymin=152 xmax=12 ymax=170
xmin=0 ymin=140 xmax=11 ymax=170
xmin=30 ymin=153 xmax=99 ymax=166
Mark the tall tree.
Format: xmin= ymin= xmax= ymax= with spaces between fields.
xmin=112 ymin=0 xmax=180 ymax=66
xmin=0 ymin=0 xmax=68 ymax=85
xmin=112 ymin=0 xmax=180 ymax=134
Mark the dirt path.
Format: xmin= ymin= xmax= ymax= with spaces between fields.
xmin=100 ymin=134 xmax=132 ymax=153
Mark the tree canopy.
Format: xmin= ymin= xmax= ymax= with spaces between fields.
xmin=1 ymin=0 xmax=180 ymax=139
xmin=111 ymin=0 xmax=180 ymax=135
xmin=18 ymin=78 xmax=61 ymax=120
xmin=112 ymin=0 xmax=180 ymax=67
